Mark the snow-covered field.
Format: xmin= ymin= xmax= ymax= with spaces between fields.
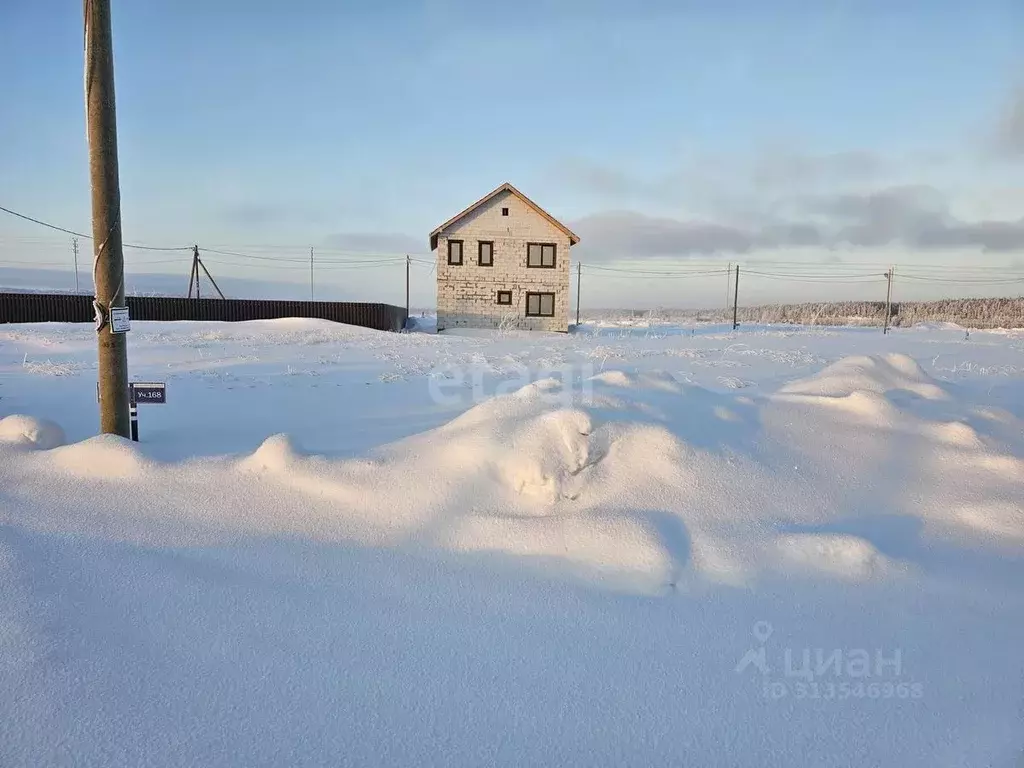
xmin=1 ymin=318 xmax=1023 ymax=767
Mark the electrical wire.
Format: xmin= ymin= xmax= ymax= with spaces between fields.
xmin=0 ymin=204 xmax=191 ymax=252
xmin=896 ymin=274 xmax=1024 ymax=284
xmin=583 ymin=264 xmax=728 ymax=276
xmin=4 ymin=203 xmax=1021 ymax=299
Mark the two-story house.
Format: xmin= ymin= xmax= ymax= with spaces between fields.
xmin=429 ymin=183 xmax=580 ymax=332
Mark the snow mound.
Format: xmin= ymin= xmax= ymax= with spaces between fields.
xmin=965 ymin=452 xmax=1024 ymax=478
xmin=971 ymin=406 xmax=1018 ymax=425
xmin=912 ymin=321 xmax=965 ymax=331
xmin=954 ymin=503 xmax=1024 ymax=541
xmin=239 ymin=433 xmax=303 ymax=472
xmin=0 ymin=415 xmax=65 ymax=450
xmin=49 ymin=434 xmax=149 ymax=479
xmin=926 ymin=420 xmax=982 ymax=448
xmin=775 ymin=533 xmax=893 ymax=580
xmin=447 ymin=515 xmax=675 ymax=589
xmin=212 ymin=372 xmax=700 ymax=590
xmin=497 ymin=409 xmax=595 ymax=501
xmin=805 ymin=390 xmax=897 ymax=423
xmin=431 ymin=378 xmax=687 ymax=509
xmin=588 ymin=369 xmax=682 ymax=392
xmin=244 ymin=317 xmax=378 ymax=334
xmin=778 ymin=353 xmax=948 ymax=402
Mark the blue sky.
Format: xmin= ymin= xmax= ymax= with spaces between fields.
xmin=1 ymin=0 xmax=1022 ymax=307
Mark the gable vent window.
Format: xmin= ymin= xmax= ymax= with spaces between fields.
xmin=501 ymin=207 xmax=509 ymax=216
xmin=525 ymin=292 xmax=555 ymax=317
xmin=447 ymin=239 xmax=463 ymax=265
xmin=478 ymin=241 xmax=494 ymax=267
xmin=527 ymin=242 xmax=556 ymax=269
xmin=496 ymin=290 xmax=512 ymax=305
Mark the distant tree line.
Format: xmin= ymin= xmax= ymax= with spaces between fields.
xmin=589 ymin=296 xmax=1024 ymax=329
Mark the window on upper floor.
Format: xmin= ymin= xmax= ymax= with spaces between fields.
xmin=527 ymin=243 xmax=556 ymax=268
xmin=478 ymin=241 xmax=494 ymax=266
xmin=447 ymin=240 xmax=463 ymax=265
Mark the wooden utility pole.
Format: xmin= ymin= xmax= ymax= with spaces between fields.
xmin=310 ymin=246 xmax=314 ymax=301
xmin=72 ymin=236 xmax=80 ymax=293
xmin=85 ymin=0 xmax=130 ymax=437
xmin=883 ymin=267 xmax=893 ymax=334
xmin=732 ymin=264 xmax=740 ymax=331
xmin=575 ymin=262 xmax=582 ymax=326
xmin=405 ymin=255 xmax=410 ymax=321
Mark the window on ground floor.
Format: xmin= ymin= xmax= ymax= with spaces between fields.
xmin=447 ymin=240 xmax=463 ymax=265
xmin=525 ymin=292 xmax=555 ymax=317
xmin=527 ymin=243 xmax=556 ymax=268
xmin=496 ymin=290 xmax=512 ymax=305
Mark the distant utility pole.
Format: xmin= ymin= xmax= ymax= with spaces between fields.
xmin=405 ymin=255 xmax=410 ymax=320
xmin=191 ymin=245 xmax=201 ymax=299
xmin=85 ymin=0 xmax=130 ymax=438
xmin=310 ymin=246 xmax=314 ymax=301
xmin=732 ymin=264 xmax=740 ymax=331
xmin=883 ymin=267 xmax=894 ymax=334
xmin=187 ymin=245 xmax=197 ymax=297
xmin=186 ymin=245 xmax=225 ymax=300
xmin=576 ymin=261 xmax=582 ymax=326
xmin=72 ymin=236 xmax=80 ymax=293
xmin=197 ymin=251 xmax=225 ymax=299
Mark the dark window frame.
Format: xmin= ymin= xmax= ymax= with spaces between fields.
xmin=478 ymin=241 xmax=494 ymax=267
xmin=501 ymin=207 xmax=509 ymax=216
xmin=447 ymin=239 xmax=463 ymax=266
xmin=525 ymin=291 xmax=556 ymax=317
xmin=496 ymin=290 xmax=512 ymax=305
xmin=526 ymin=242 xmax=557 ymax=269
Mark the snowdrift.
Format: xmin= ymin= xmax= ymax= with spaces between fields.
xmin=3 ymin=354 xmax=1021 ymax=591
xmin=1 ymin=349 xmax=1022 ymax=766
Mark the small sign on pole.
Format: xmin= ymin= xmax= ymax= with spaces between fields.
xmin=131 ymin=382 xmax=166 ymax=404
xmin=110 ymin=306 xmax=131 ymax=334
xmin=95 ymin=380 xmax=167 ymax=441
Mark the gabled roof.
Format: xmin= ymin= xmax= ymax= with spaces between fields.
xmin=429 ymin=182 xmax=580 ymax=251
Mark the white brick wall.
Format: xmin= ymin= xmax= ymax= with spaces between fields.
xmin=435 ymin=189 xmax=572 ymax=332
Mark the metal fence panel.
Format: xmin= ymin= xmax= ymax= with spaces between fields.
xmin=0 ymin=293 xmax=408 ymax=332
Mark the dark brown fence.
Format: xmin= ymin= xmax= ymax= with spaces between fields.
xmin=0 ymin=293 xmax=408 ymax=332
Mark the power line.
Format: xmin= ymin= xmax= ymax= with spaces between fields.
xmin=199 ymin=256 xmax=404 ymax=271
xmin=0 ymin=204 xmax=88 ymax=238
xmin=0 ymin=258 xmax=71 ymax=266
xmin=202 ymin=241 xmax=430 ymax=258
xmin=581 ymin=271 xmax=726 ymax=280
xmin=200 ymin=246 xmax=309 ymax=263
xmin=0 ymin=203 xmax=191 ymax=252
xmin=896 ymin=274 xmax=1024 ymax=284
xmin=743 ymin=271 xmax=883 ymax=284
xmin=201 ymin=245 xmax=406 ymax=266
xmin=743 ymin=269 xmax=883 ymax=279
xmin=583 ymin=265 xmax=726 ymax=276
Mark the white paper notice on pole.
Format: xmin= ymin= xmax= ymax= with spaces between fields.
xmin=110 ymin=306 xmax=130 ymax=334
